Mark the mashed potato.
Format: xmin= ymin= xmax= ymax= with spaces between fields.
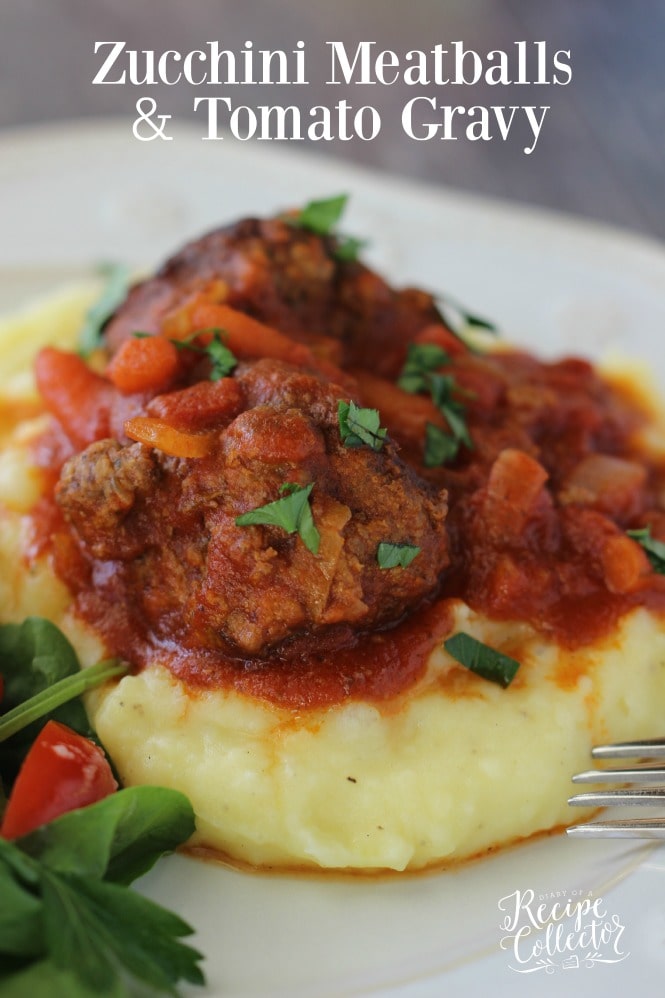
xmin=3 ymin=284 xmax=665 ymax=872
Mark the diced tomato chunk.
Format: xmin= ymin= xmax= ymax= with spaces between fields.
xmin=147 ymin=377 xmax=244 ymax=431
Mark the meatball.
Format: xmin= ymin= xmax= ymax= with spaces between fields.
xmin=57 ymin=360 xmax=449 ymax=658
xmin=104 ymin=216 xmax=441 ymax=379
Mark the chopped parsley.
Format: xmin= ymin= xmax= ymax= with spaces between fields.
xmin=197 ymin=331 xmax=237 ymax=380
xmin=428 ymin=374 xmax=473 ymax=449
xmin=79 ymin=262 xmax=132 ymax=355
xmin=293 ymin=194 xmax=348 ymax=235
xmin=235 ymin=483 xmax=320 ymax=554
xmin=338 ymin=400 xmax=387 ymax=452
xmin=333 ymin=235 xmax=366 ymax=262
xmin=444 ymin=632 xmax=520 ymax=689
xmin=424 ymin=422 xmax=460 ymax=467
xmin=436 ymin=294 xmax=498 ymax=336
xmin=397 ymin=343 xmax=450 ymax=394
xmin=398 ymin=343 xmax=473 ymax=467
xmin=290 ymin=195 xmax=365 ymax=262
xmin=376 ymin=542 xmax=421 ymax=569
xmin=627 ymin=526 xmax=665 ymax=574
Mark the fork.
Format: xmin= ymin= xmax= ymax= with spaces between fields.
xmin=567 ymin=737 xmax=665 ymax=838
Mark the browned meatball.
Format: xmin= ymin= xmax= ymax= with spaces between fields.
xmin=104 ymin=217 xmax=441 ymax=379
xmin=57 ymin=360 xmax=448 ymax=658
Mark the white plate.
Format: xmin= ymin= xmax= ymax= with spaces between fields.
xmin=2 ymin=120 xmax=665 ymax=997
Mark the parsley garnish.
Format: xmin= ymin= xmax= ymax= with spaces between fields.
xmin=436 ymin=294 xmax=498 ymax=335
xmin=333 ymin=235 xmax=366 ymax=262
xmin=428 ymin=374 xmax=473 ymax=448
xmin=290 ymin=195 xmax=365 ymax=262
xmin=424 ymin=422 xmax=460 ymax=467
xmin=235 ymin=482 xmax=320 ymax=554
xmin=338 ymin=400 xmax=387 ymax=452
xmin=397 ymin=344 xmax=450 ymax=394
xmin=398 ymin=344 xmax=473 ymax=466
xmin=197 ymin=331 xmax=237 ymax=380
xmin=376 ymin=542 xmax=421 ymax=569
xmin=79 ymin=263 xmax=132 ymax=356
xmin=627 ymin=526 xmax=665 ymax=573
xmin=444 ymin=632 xmax=520 ymax=688
xmin=294 ymin=195 xmax=348 ymax=235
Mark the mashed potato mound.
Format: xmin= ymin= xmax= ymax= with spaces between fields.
xmin=3 ymin=280 xmax=665 ymax=872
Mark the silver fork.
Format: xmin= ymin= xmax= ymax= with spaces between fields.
xmin=567 ymin=737 xmax=665 ymax=838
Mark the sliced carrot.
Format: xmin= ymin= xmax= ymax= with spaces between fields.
xmin=352 ymin=369 xmax=444 ymax=439
xmin=107 ymin=335 xmax=180 ymax=395
xmin=124 ymin=416 xmax=216 ymax=458
xmin=164 ymin=299 xmax=314 ymax=367
xmin=35 ymin=347 xmax=114 ymax=448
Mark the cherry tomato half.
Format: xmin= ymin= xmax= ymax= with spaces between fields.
xmin=0 ymin=719 xmax=117 ymax=839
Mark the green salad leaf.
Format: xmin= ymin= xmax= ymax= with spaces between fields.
xmin=0 ymin=789 xmax=204 ymax=996
xmin=0 ymin=619 xmax=126 ymax=788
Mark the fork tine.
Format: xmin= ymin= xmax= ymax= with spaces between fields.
xmin=567 ymin=817 xmax=665 ymax=838
xmin=572 ymin=765 xmax=665 ymax=783
xmin=569 ymin=788 xmax=665 ymax=807
xmin=592 ymin=737 xmax=665 ymax=759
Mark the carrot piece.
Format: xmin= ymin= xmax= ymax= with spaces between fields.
xmin=352 ymin=370 xmax=444 ymax=439
xmin=124 ymin=416 xmax=216 ymax=458
xmin=107 ymin=335 xmax=179 ymax=395
xmin=166 ymin=300 xmax=314 ymax=367
xmin=35 ymin=347 xmax=114 ymax=448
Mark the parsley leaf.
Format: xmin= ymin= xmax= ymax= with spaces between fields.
xmin=79 ymin=263 xmax=132 ymax=356
xmin=397 ymin=344 xmax=450 ymax=394
xmin=290 ymin=196 xmax=366 ymax=262
xmin=200 ymin=331 xmax=237 ymax=380
xmin=436 ymin=294 xmax=498 ymax=335
xmin=627 ymin=526 xmax=665 ymax=573
xmin=0 ymin=787 xmax=204 ymax=995
xmin=376 ymin=542 xmax=421 ymax=569
xmin=428 ymin=374 xmax=473 ymax=449
xmin=333 ymin=235 xmax=366 ymax=262
xmin=338 ymin=400 xmax=387 ymax=452
xmin=424 ymin=422 xmax=460 ymax=467
xmin=293 ymin=195 xmax=348 ymax=235
xmin=444 ymin=632 xmax=520 ymax=688
xmin=398 ymin=345 xmax=473 ymax=466
xmin=236 ymin=482 xmax=320 ymax=554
